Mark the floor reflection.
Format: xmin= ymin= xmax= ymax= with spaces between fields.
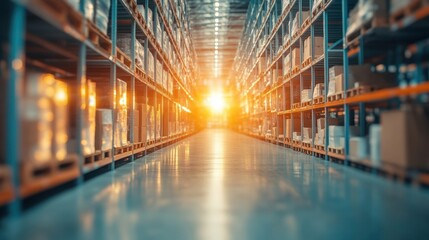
xmin=1 ymin=129 xmax=429 ymax=240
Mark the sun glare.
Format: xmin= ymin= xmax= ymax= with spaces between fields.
xmin=206 ymin=92 xmax=225 ymax=114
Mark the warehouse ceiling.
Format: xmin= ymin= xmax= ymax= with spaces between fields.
xmin=188 ymin=0 xmax=250 ymax=89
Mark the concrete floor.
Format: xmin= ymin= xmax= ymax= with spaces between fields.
xmin=2 ymin=129 xmax=429 ymax=240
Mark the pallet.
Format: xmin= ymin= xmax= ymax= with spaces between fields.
xmin=291 ymin=66 xmax=300 ymax=75
xmin=327 ymin=92 xmax=344 ymax=102
xmin=285 ymin=137 xmax=292 ymax=145
xmin=116 ymin=48 xmax=132 ymax=69
xmin=87 ymin=21 xmax=112 ymax=54
xmin=312 ymin=96 xmax=324 ymax=105
xmin=28 ymin=0 xmax=84 ymax=36
xmin=346 ymin=85 xmax=377 ymax=97
xmin=291 ymin=30 xmax=301 ymax=41
xmin=346 ymin=17 xmax=388 ymax=47
xmin=301 ymin=17 xmax=311 ymax=30
xmin=301 ymin=100 xmax=312 ymax=107
xmin=115 ymin=144 xmax=133 ymax=155
xmin=125 ymin=0 xmax=139 ymax=15
xmin=328 ymin=146 xmax=344 ymax=155
xmin=312 ymin=1 xmax=325 ymax=16
xmin=390 ymin=0 xmax=429 ymax=24
xmin=315 ymin=144 xmax=325 ymax=151
xmin=21 ymin=155 xmax=78 ymax=185
xmin=292 ymin=103 xmax=301 ymax=109
xmin=302 ymin=142 xmax=312 ymax=148
xmin=302 ymin=57 xmax=312 ymax=68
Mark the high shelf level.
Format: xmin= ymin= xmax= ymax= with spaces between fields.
xmin=0 ymin=0 xmax=197 ymax=213
xmin=233 ymin=0 xmax=429 ymax=184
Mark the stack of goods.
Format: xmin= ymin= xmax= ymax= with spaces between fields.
xmin=313 ymin=83 xmax=324 ymax=99
xmin=369 ymin=124 xmax=381 ymax=166
xmin=312 ymin=0 xmax=324 ymax=13
xmin=291 ymin=48 xmax=300 ymax=70
xmin=327 ymin=66 xmax=343 ymax=97
xmin=138 ymin=104 xmax=147 ymax=143
xmin=21 ymin=72 xmax=69 ymax=166
xmin=292 ymin=132 xmax=302 ymax=142
xmin=95 ymin=0 xmax=111 ymax=34
xmin=163 ymin=69 xmax=168 ymax=90
xmin=147 ymin=105 xmax=155 ymax=141
xmin=285 ymin=119 xmax=292 ymax=139
xmin=291 ymin=11 xmax=309 ymax=36
xmin=314 ymin=118 xmax=325 ymax=146
xmin=301 ymin=89 xmax=312 ymax=103
xmin=135 ymin=40 xmax=145 ymax=69
xmin=156 ymin=60 xmax=163 ymax=85
xmin=82 ymin=81 xmax=97 ymax=156
xmin=347 ymin=0 xmax=388 ymax=37
xmin=302 ymin=127 xmax=312 ymax=144
xmin=155 ymin=16 xmax=162 ymax=44
xmin=114 ymin=79 xmax=128 ymax=148
xmin=148 ymin=51 xmax=155 ymax=79
xmin=95 ymin=109 xmax=113 ymax=151
xmin=328 ymin=125 xmax=345 ymax=149
xmin=116 ymin=35 xmax=145 ymax=68
xmin=156 ymin=104 xmax=161 ymax=139
xmin=381 ymin=106 xmax=429 ymax=170
xmin=303 ymin=36 xmax=324 ymax=61
xmin=349 ymin=136 xmax=368 ymax=161
xmin=128 ymin=109 xmax=140 ymax=143
xmin=283 ymin=53 xmax=291 ymax=76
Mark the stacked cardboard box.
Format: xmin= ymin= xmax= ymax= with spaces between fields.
xmin=291 ymin=48 xmax=300 ymax=70
xmin=303 ymin=128 xmax=312 ymax=144
xmin=381 ymin=107 xmax=429 ymax=170
xmin=301 ymin=89 xmax=312 ymax=103
xmin=369 ymin=124 xmax=381 ymax=166
xmin=328 ymin=125 xmax=345 ymax=149
xmin=283 ymin=53 xmax=291 ymax=76
xmin=293 ymin=132 xmax=302 ymax=141
xmin=114 ymin=79 xmax=128 ymax=147
xmin=314 ymin=118 xmax=325 ymax=146
xmin=303 ymin=36 xmax=324 ymax=61
xmin=327 ymin=66 xmax=343 ymax=96
xmin=95 ymin=0 xmax=111 ymax=34
xmin=148 ymin=51 xmax=155 ymax=79
xmin=21 ymin=72 xmax=68 ymax=166
xmin=95 ymin=109 xmax=113 ymax=151
xmin=349 ymin=137 xmax=368 ymax=161
xmin=313 ymin=83 xmax=324 ymax=99
xmin=82 ymin=81 xmax=96 ymax=156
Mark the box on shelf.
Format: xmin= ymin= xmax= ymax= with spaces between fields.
xmin=317 ymin=118 xmax=325 ymax=132
xmin=291 ymin=48 xmax=300 ymax=69
xmin=380 ymin=107 xmax=429 ymax=170
xmin=293 ymin=132 xmax=302 ymax=141
xmin=329 ymin=66 xmax=343 ymax=82
xmin=283 ymin=53 xmax=291 ymax=76
xmin=127 ymin=110 xmax=140 ymax=143
xmin=286 ymin=119 xmax=292 ymax=138
xmin=303 ymin=128 xmax=312 ymax=143
xmin=368 ymin=124 xmax=381 ymax=166
xmin=301 ymin=89 xmax=312 ymax=103
xmin=148 ymin=51 xmax=155 ymax=78
xmin=328 ymin=125 xmax=345 ymax=148
xmin=95 ymin=109 xmax=113 ymax=151
xmin=335 ymin=74 xmax=344 ymax=94
xmin=350 ymin=137 xmax=368 ymax=161
xmin=348 ymin=64 xmax=396 ymax=89
xmin=314 ymin=129 xmax=325 ymax=146
xmin=313 ymin=83 xmax=324 ymax=99
xmin=21 ymin=73 xmax=56 ymax=165
xmin=114 ymin=79 xmax=128 ymax=148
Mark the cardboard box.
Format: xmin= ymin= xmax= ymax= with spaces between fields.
xmin=82 ymin=81 xmax=96 ymax=156
xmin=301 ymin=89 xmax=312 ymax=103
xmin=291 ymin=48 xmax=300 ymax=69
xmin=286 ymin=119 xmax=292 ymax=138
xmin=313 ymin=83 xmax=324 ymax=98
xmin=283 ymin=53 xmax=291 ymax=76
xmin=317 ymin=118 xmax=325 ymax=132
xmin=329 ymin=66 xmax=343 ymax=82
xmin=329 ymin=125 xmax=344 ymax=137
xmin=53 ymin=80 xmax=68 ymax=162
xmin=335 ymin=74 xmax=344 ymax=93
xmin=369 ymin=124 xmax=381 ymax=166
xmin=381 ymin=107 xmax=429 ymax=170
xmin=314 ymin=37 xmax=324 ymax=58
xmin=327 ymin=80 xmax=336 ymax=97
xmin=95 ymin=109 xmax=113 ymax=151
xmin=303 ymin=128 xmax=312 ymax=143
xmin=303 ymin=37 xmax=311 ymax=61
xmin=350 ymin=137 xmax=368 ymax=161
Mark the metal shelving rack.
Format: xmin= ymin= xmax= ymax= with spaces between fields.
xmin=234 ymin=0 xmax=429 ymax=185
xmin=0 ymin=0 xmax=197 ymax=215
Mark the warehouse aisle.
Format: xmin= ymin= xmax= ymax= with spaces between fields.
xmin=2 ymin=129 xmax=429 ymax=240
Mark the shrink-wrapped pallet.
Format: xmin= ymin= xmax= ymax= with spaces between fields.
xmin=82 ymin=81 xmax=96 ymax=155
xmin=95 ymin=109 xmax=113 ymax=151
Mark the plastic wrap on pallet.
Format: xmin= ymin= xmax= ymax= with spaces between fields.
xmin=292 ymin=132 xmax=302 ymax=141
xmin=301 ymin=89 xmax=312 ymax=103
xmin=283 ymin=53 xmax=291 ymax=76
xmin=114 ymin=79 xmax=128 ymax=147
xmin=82 ymin=81 xmax=96 ymax=155
xmin=291 ymin=12 xmax=299 ymax=36
xmin=95 ymin=109 xmax=113 ymax=151
xmin=156 ymin=104 xmax=161 ymax=139
xmin=156 ymin=60 xmax=163 ymax=85
xmin=291 ymin=48 xmax=300 ymax=69
xmin=147 ymin=8 xmax=153 ymax=32
xmin=21 ymin=73 xmax=56 ymax=165
xmin=313 ymin=83 xmax=325 ymax=99
xmin=369 ymin=124 xmax=381 ymax=166
xmin=315 ymin=129 xmax=325 ymax=145
xmin=136 ymin=40 xmax=144 ymax=69
xmin=148 ymin=51 xmax=155 ymax=78
xmin=303 ymin=128 xmax=312 ymax=144
xmin=147 ymin=105 xmax=155 ymax=141
xmin=317 ymin=118 xmax=325 ymax=133
xmin=95 ymin=0 xmax=111 ymax=34
xmin=128 ymin=110 xmax=140 ymax=143
xmin=350 ymin=137 xmax=368 ymax=161
xmin=303 ymin=37 xmax=312 ymax=61
xmin=53 ymin=80 xmax=68 ymax=162
xmin=328 ymin=125 xmax=345 ymax=148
